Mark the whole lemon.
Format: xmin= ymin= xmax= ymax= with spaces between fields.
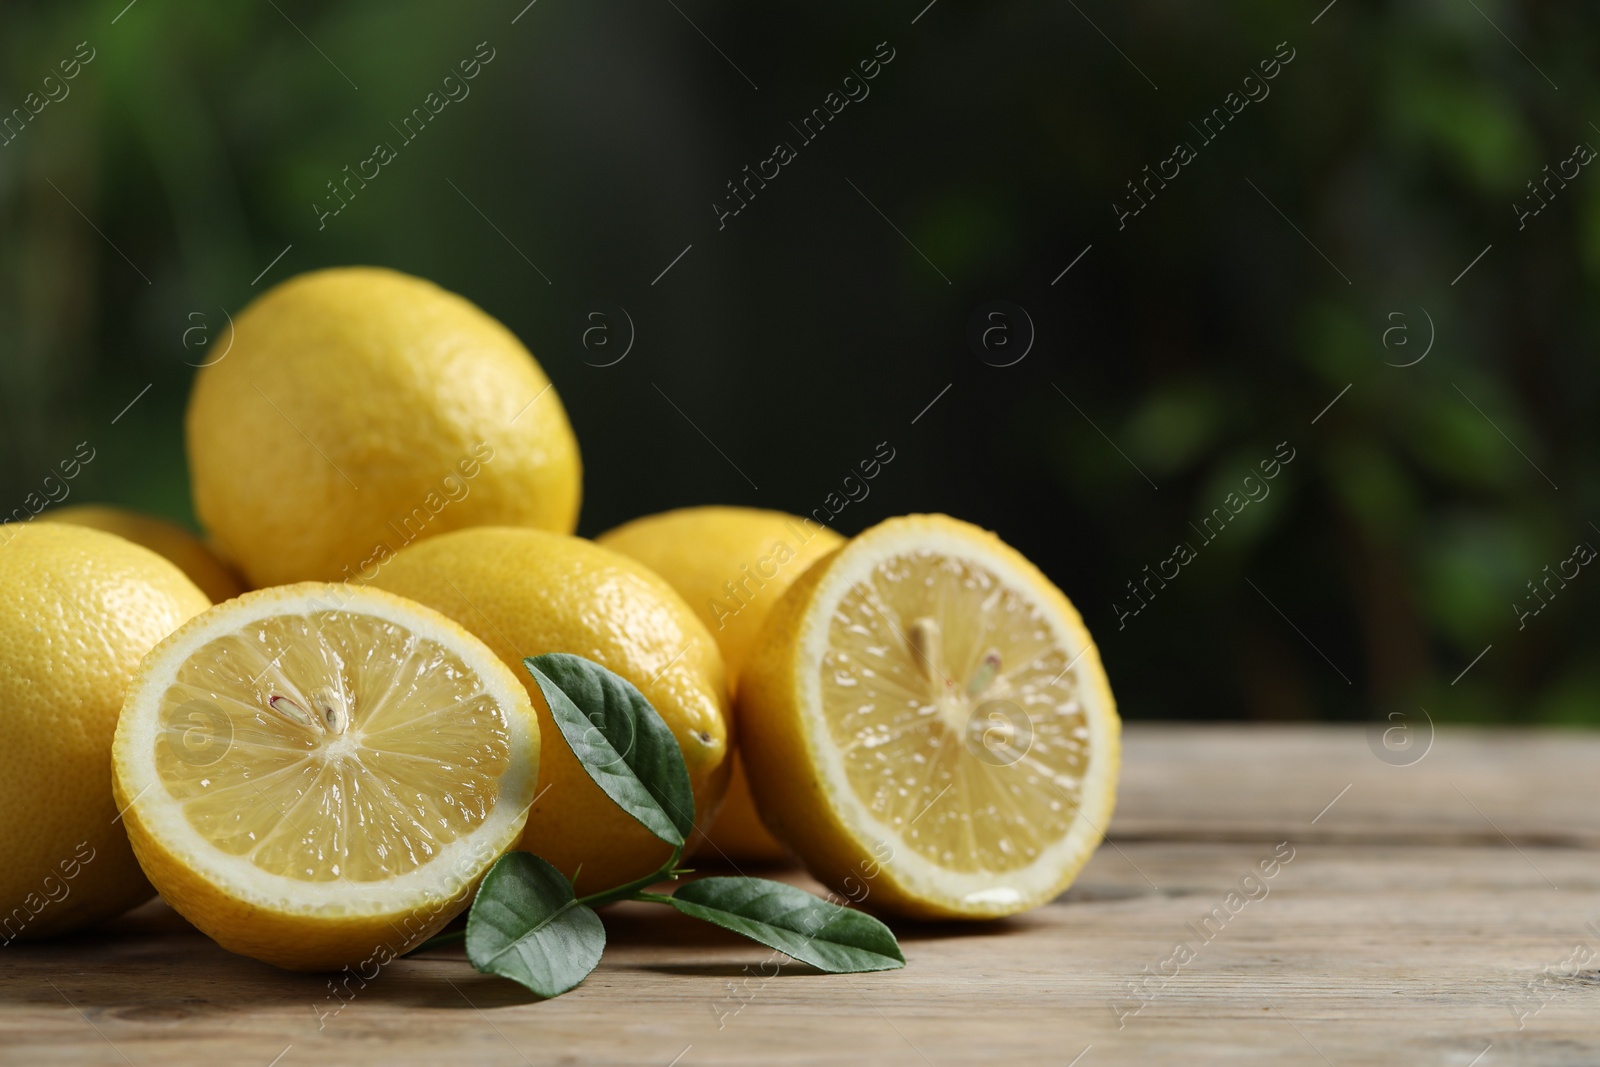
xmin=368 ymin=526 xmax=731 ymax=895
xmin=186 ymin=267 xmax=581 ymax=589
xmin=41 ymin=505 xmax=245 ymax=602
xmin=598 ymin=507 xmax=842 ymax=862
xmin=0 ymin=523 xmax=210 ymax=940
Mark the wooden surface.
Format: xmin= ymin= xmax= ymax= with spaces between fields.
xmin=5 ymin=724 xmax=1598 ymax=1065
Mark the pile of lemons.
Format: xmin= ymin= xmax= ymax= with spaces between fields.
xmin=1 ymin=267 xmax=1118 ymax=970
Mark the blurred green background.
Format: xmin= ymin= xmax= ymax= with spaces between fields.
xmin=1 ymin=0 xmax=1593 ymax=724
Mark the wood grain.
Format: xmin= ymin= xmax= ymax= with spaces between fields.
xmin=3 ymin=725 xmax=1597 ymax=1066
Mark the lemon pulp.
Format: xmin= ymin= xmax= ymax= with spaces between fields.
xmin=823 ymin=549 xmax=1091 ymax=876
xmin=154 ymin=609 xmax=513 ymax=883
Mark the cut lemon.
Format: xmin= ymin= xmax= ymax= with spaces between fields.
xmin=739 ymin=514 xmax=1119 ymax=919
xmin=111 ymin=583 xmax=539 ymax=971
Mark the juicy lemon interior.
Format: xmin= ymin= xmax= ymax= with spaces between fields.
xmin=153 ymin=609 xmax=513 ymax=883
xmin=821 ymin=549 xmax=1090 ymax=874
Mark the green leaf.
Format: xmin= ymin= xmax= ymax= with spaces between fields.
xmin=465 ymin=852 xmax=605 ymax=998
xmin=661 ymin=877 xmax=906 ymax=974
xmin=525 ymin=653 xmax=695 ymax=846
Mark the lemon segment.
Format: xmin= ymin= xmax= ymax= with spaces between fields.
xmin=112 ymin=583 xmax=539 ymax=970
xmin=740 ymin=514 xmax=1119 ymax=919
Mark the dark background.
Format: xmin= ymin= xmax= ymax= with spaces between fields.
xmin=1 ymin=0 xmax=1593 ymax=724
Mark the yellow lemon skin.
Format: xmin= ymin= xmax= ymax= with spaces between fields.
xmin=112 ymin=770 xmax=505 ymax=974
xmin=111 ymin=583 xmax=539 ymax=972
xmin=738 ymin=514 xmax=1120 ymax=921
xmin=119 ymin=789 xmax=483 ymax=972
xmin=598 ymin=507 xmax=843 ymax=862
xmin=368 ymin=527 xmax=732 ymax=896
xmin=186 ymin=266 xmax=581 ymax=589
xmin=0 ymin=523 xmax=209 ymax=940
xmin=41 ymin=505 xmax=245 ymax=603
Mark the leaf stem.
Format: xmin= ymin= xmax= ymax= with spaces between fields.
xmin=573 ymin=842 xmax=685 ymax=909
xmin=632 ymin=891 xmax=676 ymax=904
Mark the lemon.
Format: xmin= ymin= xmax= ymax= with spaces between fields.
xmin=0 ymin=523 xmax=209 ymax=941
xmin=41 ymin=504 xmax=245 ymax=603
xmin=367 ymin=526 xmax=731 ymax=896
xmin=111 ymin=583 xmax=539 ymax=971
xmin=598 ymin=507 xmax=843 ymax=862
xmin=739 ymin=514 xmax=1120 ymax=919
xmin=186 ymin=266 xmax=581 ymax=589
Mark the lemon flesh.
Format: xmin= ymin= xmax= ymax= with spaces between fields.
xmin=741 ymin=514 xmax=1119 ymax=919
xmin=158 ymin=611 xmax=514 ymax=879
xmin=825 ymin=549 xmax=1093 ymax=875
xmin=113 ymin=584 xmax=539 ymax=970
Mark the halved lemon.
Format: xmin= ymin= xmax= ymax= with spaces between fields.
xmin=739 ymin=514 xmax=1119 ymax=919
xmin=111 ymin=583 xmax=539 ymax=970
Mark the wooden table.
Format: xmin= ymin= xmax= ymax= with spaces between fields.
xmin=5 ymin=725 xmax=1597 ymax=1065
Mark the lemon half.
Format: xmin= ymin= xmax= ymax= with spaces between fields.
xmin=112 ymin=583 xmax=539 ymax=970
xmin=739 ymin=514 xmax=1120 ymax=919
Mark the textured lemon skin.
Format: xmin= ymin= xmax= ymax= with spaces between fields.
xmin=186 ymin=266 xmax=581 ymax=589
xmin=0 ymin=523 xmax=209 ymax=940
xmin=110 ymin=583 xmax=540 ymax=972
xmin=598 ymin=507 xmax=843 ymax=862
xmin=41 ymin=505 xmax=246 ymax=603
xmin=368 ymin=527 xmax=733 ymax=896
xmin=738 ymin=514 xmax=1121 ymax=920
xmin=112 ymin=786 xmax=490 ymax=973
